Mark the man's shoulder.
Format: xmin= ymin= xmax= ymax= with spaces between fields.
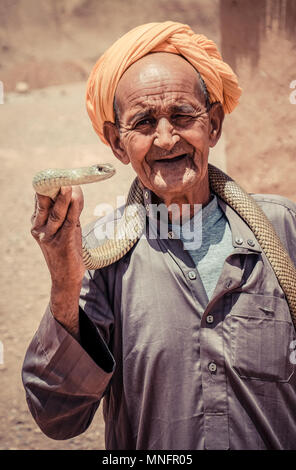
xmin=250 ymin=194 xmax=296 ymax=260
xmin=251 ymin=193 xmax=296 ymax=216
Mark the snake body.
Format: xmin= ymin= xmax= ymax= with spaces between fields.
xmin=32 ymin=163 xmax=296 ymax=329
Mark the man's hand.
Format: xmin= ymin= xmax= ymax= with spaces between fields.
xmin=31 ymin=186 xmax=85 ymax=340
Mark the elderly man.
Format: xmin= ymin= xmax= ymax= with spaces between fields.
xmin=22 ymin=22 xmax=296 ymax=450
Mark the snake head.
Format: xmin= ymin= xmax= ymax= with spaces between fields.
xmin=92 ymin=163 xmax=116 ymax=179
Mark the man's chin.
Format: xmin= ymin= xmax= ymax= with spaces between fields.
xmin=149 ymin=176 xmax=197 ymax=198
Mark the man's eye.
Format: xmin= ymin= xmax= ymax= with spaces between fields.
xmin=172 ymin=114 xmax=192 ymax=121
xmin=172 ymin=114 xmax=198 ymax=127
xmin=135 ymin=118 xmax=154 ymax=128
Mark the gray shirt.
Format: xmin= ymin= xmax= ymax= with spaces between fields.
xmin=171 ymin=194 xmax=233 ymax=300
xmin=22 ymin=190 xmax=296 ymax=450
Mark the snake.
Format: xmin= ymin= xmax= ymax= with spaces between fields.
xmin=32 ymin=163 xmax=296 ymax=330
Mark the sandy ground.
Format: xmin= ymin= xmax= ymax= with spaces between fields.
xmin=0 ymin=0 xmax=295 ymax=450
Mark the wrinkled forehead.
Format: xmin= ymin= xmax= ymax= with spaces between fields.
xmin=115 ymin=52 xmax=205 ymax=111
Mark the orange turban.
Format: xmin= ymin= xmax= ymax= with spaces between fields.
xmin=86 ymin=21 xmax=242 ymax=145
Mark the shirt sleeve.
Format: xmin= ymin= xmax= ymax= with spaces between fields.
xmin=21 ymin=267 xmax=116 ymax=441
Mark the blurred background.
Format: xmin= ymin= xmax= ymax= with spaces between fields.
xmin=0 ymin=0 xmax=295 ymax=450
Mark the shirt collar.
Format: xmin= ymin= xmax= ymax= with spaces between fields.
xmin=141 ymin=184 xmax=262 ymax=253
xmin=142 ymin=185 xmax=153 ymax=214
xmin=217 ymin=198 xmax=262 ymax=253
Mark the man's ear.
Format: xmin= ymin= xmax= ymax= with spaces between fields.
xmin=208 ymin=102 xmax=225 ymax=148
xmin=103 ymin=121 xmax=130 ymax=165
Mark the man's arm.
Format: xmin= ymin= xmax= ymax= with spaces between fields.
xmin=22 ymin=303 xmax=115 ymax=440
xmin=30 ymin=186 xmax=85 ymax=339
xmin=22 ymin=186 xmax=115 ymax=440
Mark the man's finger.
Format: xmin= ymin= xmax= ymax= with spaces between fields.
xmin=64 ymin=187 xmax=84 ymax=228
xmin=31 ymin=194 xmax=38 ymax=225
xmin=45 ymin=186 xmax=73 ymax=236
xmin=31 ymin=193 xmax=53 ymax=227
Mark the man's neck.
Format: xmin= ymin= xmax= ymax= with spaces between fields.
xmin=151 ymin=179 xmax=211 ymax=224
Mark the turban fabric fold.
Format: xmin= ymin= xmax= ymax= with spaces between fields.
xmin=86 ymin=21 xmax=242 ymax=145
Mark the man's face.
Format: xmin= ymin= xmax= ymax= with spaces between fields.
xmin=104 ymin=53 xmax=223 ymax=203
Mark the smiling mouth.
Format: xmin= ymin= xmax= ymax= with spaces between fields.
xmin=156 ymin=153 xmax=190 ymax=163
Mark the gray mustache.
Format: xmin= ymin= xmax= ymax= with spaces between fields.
xmin=149 ymin=144 xmax=193 ymax=160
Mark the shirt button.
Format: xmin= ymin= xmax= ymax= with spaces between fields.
xmin=206 ymin=315 xmax=214 ymax=324
xmin=208 ymin=361 xmax=217 ymax=373
xmin=145 ymin=204 xmax=150 ymax=212
xmin=247 ymin=239 xmax=255 ymax=247
xmin=188 ymin=270 xmax=197 ymax=280
xmin=144 ymin=191 xmax=149 ymax=200
xmin=235 ymin=237 xmax=243 ymax=245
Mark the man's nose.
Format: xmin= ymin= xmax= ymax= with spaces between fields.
xmin=153 ymin=117 xmax=180 ymax=151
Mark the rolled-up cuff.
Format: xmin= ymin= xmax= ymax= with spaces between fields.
xmin=33 ymin=305 xmax=115 ymax=394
